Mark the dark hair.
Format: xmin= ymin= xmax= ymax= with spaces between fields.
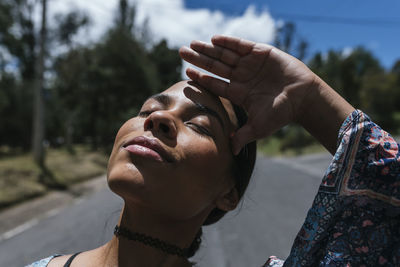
xmin=186 ymin=103 xmax=257 ymax=258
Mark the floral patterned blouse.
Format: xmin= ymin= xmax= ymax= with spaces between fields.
xmin=264 ymin=110 xmax=400 ymax=266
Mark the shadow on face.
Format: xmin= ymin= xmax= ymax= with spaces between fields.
xmin=106 ymin=80 xmax=241 ymax=222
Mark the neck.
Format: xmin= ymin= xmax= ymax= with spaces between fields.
xmin=97 ymin=203 xmax=205 ymax=267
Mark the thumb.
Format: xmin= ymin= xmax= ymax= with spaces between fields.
xmin=231 ymin=123 xmax=255 ymax=155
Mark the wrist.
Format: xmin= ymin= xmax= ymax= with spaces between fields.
xmin=295 ymin=74 xmax=354 ymax=154
xmin=293 ymin=72 xmax=323 ymax=126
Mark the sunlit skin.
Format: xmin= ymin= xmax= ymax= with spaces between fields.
xmin=179 ymin=35 xmax=354 ymax=155
xmin=107 ymin=81 xmax=239 ymax=221
xmin=48 ymin=81 xmax=241 ymax=267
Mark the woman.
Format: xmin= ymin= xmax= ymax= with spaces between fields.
xmin=179 ymin=35 xmax=400 ymax=266
xmin=29 ymin=34 xmax=400 ymax=266
xmin=28 ymin=80 xmax=257 ymax=267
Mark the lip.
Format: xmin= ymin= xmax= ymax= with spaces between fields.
xmin=122 ymin=136 xmax=175 ymax=163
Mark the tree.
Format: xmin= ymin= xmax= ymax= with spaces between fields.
xmin=3 ymin=0 xmax=183 ymax=155
xmin=274 ymin=22 xmax=308 ymax=61
xmin=274 ymin=22 xmax=295 ymax=53
xmin=0 ymin=0 xmax=37 ymax=149
xmin=149 ymin=39 xmax=182 ymax=89
xmin=32 ymin=0 xmax=47 ymax=168
xmin=52 ymin=10 xmax=90 ymax=153
xmin=308 ymin=47 xmax=400 ymax=132
xmin=52 ymin=0 xmax=173 ymax=151
xmin=340 ymin=47 xmax=382 ymax=108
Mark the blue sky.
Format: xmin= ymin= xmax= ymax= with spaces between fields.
xmin=185 ymin=0 xmax=400 ymax=69
xmin=48 ymin=0 xmax=400 ymax=71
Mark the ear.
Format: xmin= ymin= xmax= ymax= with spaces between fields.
xmin=215 ymin=186 xmax=239 ymax=212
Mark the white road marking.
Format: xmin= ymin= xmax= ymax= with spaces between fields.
xmin=0 ymin=207 xmax=62 ymax=242
xmin=0 ymin=218 xmax=39 ymax=241
xmin=0 ymin=176 xmax=106 ymax=244
xmin=45 ymin=208 xmax=61 ymax=217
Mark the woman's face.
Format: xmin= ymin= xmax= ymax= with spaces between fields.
xmin=107 ymin=81 xmax=239 ymax=222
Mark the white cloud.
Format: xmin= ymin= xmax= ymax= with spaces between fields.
xmin=133 ymin=0 xmax=276 ymax=79
xmin=134 ymin=1 xmax=275 ymax=47
xmin=48 ymin=0 xmax=117 ymax=44
xmin=342 ymin=47 xmax=353 ymax=58
xmin=42 ymin=0 xmax=276 ymax=78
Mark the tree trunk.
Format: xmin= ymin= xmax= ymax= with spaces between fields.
xmin=65 ymin=113 xmax=75 ymax=154
xmin=32 ymin=0 xmax=47 ymax=167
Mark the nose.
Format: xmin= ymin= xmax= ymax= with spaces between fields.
xmin=143 ymin=111 xmax=178 ymax=140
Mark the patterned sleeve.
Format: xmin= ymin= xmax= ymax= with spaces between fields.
xmin=264 ymin=110 xmax=400 ymax=267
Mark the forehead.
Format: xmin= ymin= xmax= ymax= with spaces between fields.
xmin=163 ymin=81 xmax=215 ymax=101
xmin=159 ymin=81 xmax=238 ymax=129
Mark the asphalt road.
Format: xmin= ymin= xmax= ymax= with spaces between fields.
xmin=0 ymin=153 xmax=333 ymax=267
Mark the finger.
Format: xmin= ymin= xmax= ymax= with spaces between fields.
xmin=211 ymin=35 xmax=256 ymax=56
xmin=186 ymin=68 xmax=229 ymax=98
xmin=190 ymin=40 xmax=240 ymax=67
xmin=180 ymin=46 xmax=233 ymax=79
xmin=231 ymin=123 xmax=256 ymax=155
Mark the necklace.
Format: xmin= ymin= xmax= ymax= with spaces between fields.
xmin=113 ymin=225 xmax=190 ymax=258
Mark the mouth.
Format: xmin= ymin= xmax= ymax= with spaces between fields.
xmin=122 ymin=136 xmax=175 ymax=163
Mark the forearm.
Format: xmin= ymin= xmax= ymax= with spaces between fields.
xmin=297 ymin=76 xmax=355 ymax=155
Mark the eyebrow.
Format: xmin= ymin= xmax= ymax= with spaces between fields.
xmin=146 ymin=93 xmax=172 ymax=106
xmin=146 ymin=93 xmax=225 ymax=129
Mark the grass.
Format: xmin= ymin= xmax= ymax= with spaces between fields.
xmin=0 ymin=146 xmax=108 ymax=210
xmin=257 ymin=136 xmax=326 ymax=157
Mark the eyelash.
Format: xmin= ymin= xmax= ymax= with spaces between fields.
xmin=137 ymin=111 xmax=152 ymax=117
xmin=185 ymin=122 xmax=214 ymax=138
xmin=137 ymin=110 xmax=214 ymax=138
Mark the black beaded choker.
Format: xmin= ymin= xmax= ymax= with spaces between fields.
xmin=114 ymin=225 xmax=189 ymax=258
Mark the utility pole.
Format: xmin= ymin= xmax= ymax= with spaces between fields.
xmin=32 ymin=0 xmax=47 ymax=168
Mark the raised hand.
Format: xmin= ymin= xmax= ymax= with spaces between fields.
xmin=179 ymin=35 xmax=320 ymax=154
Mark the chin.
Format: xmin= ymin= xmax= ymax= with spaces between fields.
xmin=107 ymin=161 xmax=147 ymax=199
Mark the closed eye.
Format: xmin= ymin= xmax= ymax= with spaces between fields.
xmin=137 ymin=110 xmax=153 ymax=117
xmin=185 ymin=122 xmax=214 ymax=139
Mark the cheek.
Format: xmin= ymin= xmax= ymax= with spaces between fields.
xmin=107 ymin=118 xmax=146 ymax=191
xmin=108 ymin=118 xmax=142 ymax=167
xmin=177 ymin=135 xmax=231 ymax=190
xmin=168 ymin=136 xmax=233 ymax=219
xmin=178 ymin=129 xmax=231 ymax=168
xmin=180 ymin=136 xmax=218 ymax=163
xmin=114 ymin=118 xmax=142 ymax=144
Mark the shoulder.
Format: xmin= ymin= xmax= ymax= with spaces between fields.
xmin=339 ymin=110 xmax=400 ymax=204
